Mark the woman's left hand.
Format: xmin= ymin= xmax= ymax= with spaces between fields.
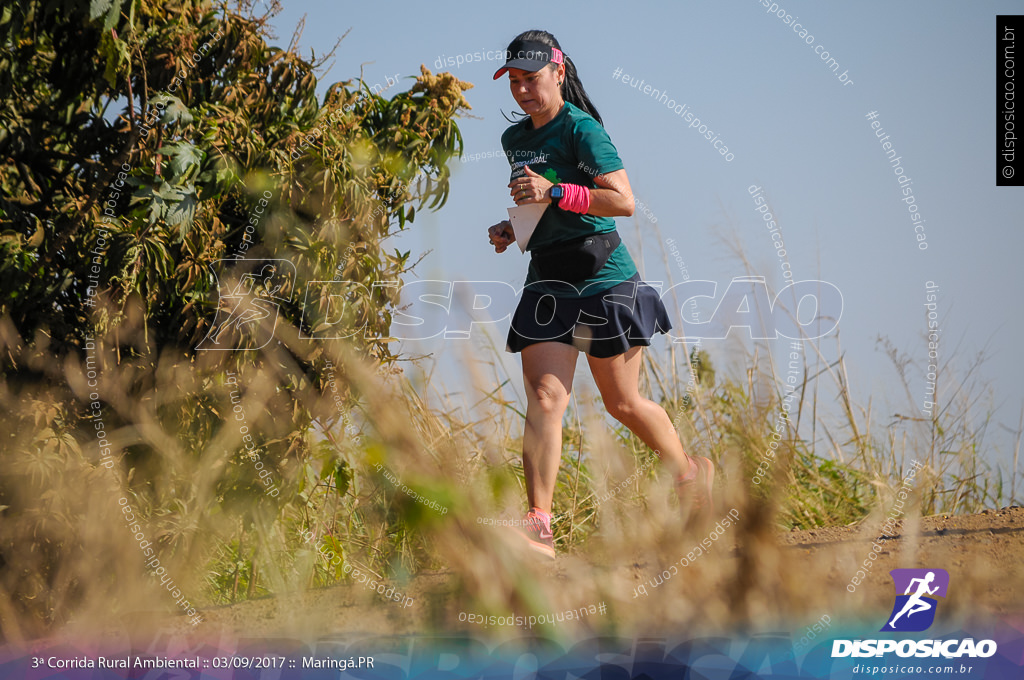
xmin=508 ymin=165 xmax=553 ymax=206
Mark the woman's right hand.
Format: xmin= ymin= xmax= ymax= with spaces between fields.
xmin=488 ymin=220 xmax=516 ymax=253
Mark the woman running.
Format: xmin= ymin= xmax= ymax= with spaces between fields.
xmin=486 ymin=30 xmax=714 ymax=558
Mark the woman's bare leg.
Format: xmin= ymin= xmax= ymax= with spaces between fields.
xmin=521 ymin=342 xmax=579 ymax=513
xmin=586 ymin=346 xmax=692 ymax=477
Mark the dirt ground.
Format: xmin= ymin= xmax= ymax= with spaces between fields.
xmin=774 ymin=506 xmax=1024 ymax=617
xmin=167 ymin=506 xmax=1024 ymax=641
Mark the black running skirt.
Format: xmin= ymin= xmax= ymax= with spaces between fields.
xmin=505 ymin=272 xmax=673 ymax=358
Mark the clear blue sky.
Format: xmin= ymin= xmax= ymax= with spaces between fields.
xmin=269 ymin=1 xmax=1024 ymax=480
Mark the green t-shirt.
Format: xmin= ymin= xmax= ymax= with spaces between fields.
xmin=501 ymin=101 xmax=638 ymax=299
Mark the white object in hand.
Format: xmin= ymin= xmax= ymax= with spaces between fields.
xmin=506 ymin=203 xmax=548 ymax=253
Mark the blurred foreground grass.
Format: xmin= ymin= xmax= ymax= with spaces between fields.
xmin=0 ymin=245 xmax=1015 ymax=644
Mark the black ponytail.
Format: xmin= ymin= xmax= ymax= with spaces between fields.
xmin=502 ymin=30 xmax=604 ymax=126
xmin=559 ymin=53 xmax=602 ymax=125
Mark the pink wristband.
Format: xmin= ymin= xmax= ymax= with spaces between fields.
xmin=558 ymin=183 xmax=591 ymax=214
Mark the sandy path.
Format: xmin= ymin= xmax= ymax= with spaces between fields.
xmin=180 ymin=506 xmax=1023 ymax=640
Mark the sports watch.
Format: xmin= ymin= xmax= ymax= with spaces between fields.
xmin=549 ymin=184 xmax=564 ymax=207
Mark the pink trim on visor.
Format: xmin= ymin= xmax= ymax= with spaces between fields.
xmin=551 ymin=47 xmax=564 ymax=65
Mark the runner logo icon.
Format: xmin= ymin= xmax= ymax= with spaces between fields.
xmin=196 ymin=259 xmax=295 ymax=351
xmin=881 ymin=568 xmax=949 ymax=632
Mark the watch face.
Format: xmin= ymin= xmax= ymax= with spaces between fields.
xmin=551 ymin=186 xmax=563 ymax=198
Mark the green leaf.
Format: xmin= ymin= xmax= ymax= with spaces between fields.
xmin=98 ymin=29 xmax=130 ymax=88
xmin=322 ymin=535 xmax=346 ymax=579
xmin=151 ymin=181 xmax=180 ymax=201
xmin=103 ymin=0 xmax=123 ymax=31
xmin=167 ymin=143 xmax=205 ymax=179
xmin=146 ymin=198 xmax=165 ymax=225
xmin=333 ymin=461 xmax=351 ymax=497
xmin=166 ymin=191 xmax=198 ymax=238
xmin=89 ymin=0 xmax=114 ymax=20
xmin=160 ymin=96 xmax=194 ymax=126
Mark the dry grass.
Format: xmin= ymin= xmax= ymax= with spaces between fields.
xmin=0 ymin=234 xmax=1014 ymax=644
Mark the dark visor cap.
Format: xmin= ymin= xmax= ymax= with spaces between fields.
xmin=492 ymin=39 xmax=565 ymax=80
